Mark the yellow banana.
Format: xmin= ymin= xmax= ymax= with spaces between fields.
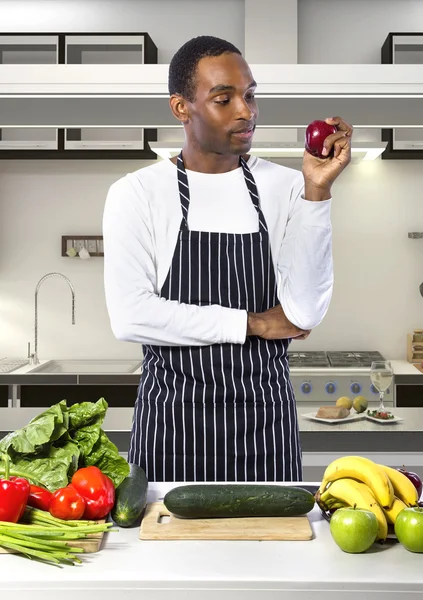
xmin=319 ymin=455 xmax=394 ymax=508
xmin=316 ymin=488 xmax=346 ymax=511
xmin=382 ymin=496 xmax=407 ymax=525
xmin=325 ymin=478 xmax=388 ymax=541
xmin=378 ymin=464 xmax=419 ymax=507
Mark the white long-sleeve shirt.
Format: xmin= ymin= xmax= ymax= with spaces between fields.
xmin=102 ymin=156 xmax=333 ymax=347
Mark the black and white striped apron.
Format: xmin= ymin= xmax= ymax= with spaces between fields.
xmin=128 ymin=152 xmax=302 ymax=482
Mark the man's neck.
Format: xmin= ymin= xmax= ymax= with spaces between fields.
xmin=170 ymin=146 xmax=249 ymax=174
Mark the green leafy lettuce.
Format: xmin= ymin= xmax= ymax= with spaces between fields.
xmin=0 ymin=398 xmax=129 ymax=491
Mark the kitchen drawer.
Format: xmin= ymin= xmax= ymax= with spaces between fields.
xmin=395 ymin=384 xmax=423 ymax=407
xmin=0 ymin=386 xmax=9 ymax=407
xmin=19 ymin=385 xmax=139 ymax=408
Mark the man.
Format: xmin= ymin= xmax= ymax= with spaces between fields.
xmin=103 ymin=36 xmax=352 ymax=483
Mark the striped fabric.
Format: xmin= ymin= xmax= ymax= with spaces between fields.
xmin=128 ymin=152 xmax=302 ymax=482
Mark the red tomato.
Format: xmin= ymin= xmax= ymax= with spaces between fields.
xmin=49 ymin=485 xmax=86 ymax=520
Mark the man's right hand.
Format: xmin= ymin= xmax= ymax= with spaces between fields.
xmin=247 ymin=304 xmax=311 ymax=340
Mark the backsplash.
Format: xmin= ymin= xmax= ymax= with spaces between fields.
xmin=0 ymin=157 xmax=422 ymax=361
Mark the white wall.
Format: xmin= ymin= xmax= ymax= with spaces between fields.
xmin=1 ymin=0 xmax=423 ymax=362
xmin=298 ymin=0 xmax=423 ymax=64
xmin=0 ymin=0 xmax=245 ymax=62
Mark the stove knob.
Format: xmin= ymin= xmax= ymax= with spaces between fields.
xmin=370 ymin=384 xmax=378 ymax=395
xmin=325 ymin=382 xmax=337 ymax=394
xmin=350 ymin=382 xmax=362 ymax=395
xmin=300 ymin=382 xmax=312 ymax=395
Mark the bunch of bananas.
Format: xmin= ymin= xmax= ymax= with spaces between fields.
xmin=316 ymin=456 xmax=419 ymax=541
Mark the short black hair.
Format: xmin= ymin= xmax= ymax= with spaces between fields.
xmin=168 ymin=36 xmax=242 ymax=102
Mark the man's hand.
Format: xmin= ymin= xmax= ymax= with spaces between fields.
xmin=302 ymin=116 xmax=353 ymax=201
xmin=247 ymin=304 xmax=311 ymax=340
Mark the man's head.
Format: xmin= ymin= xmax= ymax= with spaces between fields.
xmin=168 ymin=36 xmax=258 ymax=157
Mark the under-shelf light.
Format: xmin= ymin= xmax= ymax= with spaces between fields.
xmin=149 ymin=141 xmax=387 ymax=162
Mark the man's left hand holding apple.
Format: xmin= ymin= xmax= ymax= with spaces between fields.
xmin=303 ymin=116 xmax=353 ymax=202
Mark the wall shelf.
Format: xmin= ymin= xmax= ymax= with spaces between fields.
xmin=3 ymin=64 xmax=423 ymax=128
xmin=0 ymin=32 xmax=158 ymax=159
xmin=62 ymin=235 xmax=103 ymax=257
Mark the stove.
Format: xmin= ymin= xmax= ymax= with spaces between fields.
xmin=287 ymin=351 xmax=329 ymax=368
xmin=287 ymin=350 xmax=385 ymax=369
xmin=326 ymin=351 xmax=385 ymax=368
xmin=287 ymin=350 xmax=393 ymax=406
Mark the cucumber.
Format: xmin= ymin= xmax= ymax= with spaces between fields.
xmin=163 ymin=484 xmax=315 ymax=519
xmin=111 ymin=464 xmax=148 ymax=527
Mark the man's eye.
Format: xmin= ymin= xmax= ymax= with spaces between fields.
xmin=246 ymin=94 xmax=255 ymax=101
xmin=215 ymin=98 xmax=230 ymax=104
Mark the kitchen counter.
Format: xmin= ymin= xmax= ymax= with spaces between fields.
xmin=0 ymin=405 xmax=422 ymax=434
xmin=0 ymin=358 xmax=421 ymax=384
xmin=1 ymin=482 xmax=422 ymax=599
xmin=2 ymin=406 xmax=423 ymax=474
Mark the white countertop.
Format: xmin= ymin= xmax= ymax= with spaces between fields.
xmin=4 ymin=358 xmax=422 ymax=377
xmin=297 ymin=406 xmax=421 ymax=432
xmin=1 ymin=482 xmax=422 ymax=599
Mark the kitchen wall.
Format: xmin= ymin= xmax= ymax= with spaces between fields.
xmin=1 ymin=0 xmax=423 ymax=361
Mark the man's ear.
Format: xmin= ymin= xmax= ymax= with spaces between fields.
xmin=169 ymin=94 xmax=190 ymax=124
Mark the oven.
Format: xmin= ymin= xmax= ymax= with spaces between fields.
xmin=288 ymin=350 xmax=394 ymax=407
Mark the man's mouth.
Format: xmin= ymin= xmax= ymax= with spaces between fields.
xmin=231 ymin=126 xmax=255 ymax=141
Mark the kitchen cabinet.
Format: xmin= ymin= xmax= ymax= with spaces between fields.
xmin=381 ymin=32 xmax=423 ymax=159
xmin=0 ymin=35 xmax=58 ymax=152
xmin=0 ymin=32 xmax=157 ymax=160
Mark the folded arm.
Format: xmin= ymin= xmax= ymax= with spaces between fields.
xmin=102 ymin=178 xmax=248 ymax=347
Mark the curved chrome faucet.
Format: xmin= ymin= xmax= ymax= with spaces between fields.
xmin=28 ymin=272 xmax=76 ymax=365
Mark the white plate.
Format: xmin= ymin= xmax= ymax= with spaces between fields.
xmin=302 ymin=412 xmax=365 ymax=424
xmin=365 ymin=413 xmax=404 ymax=424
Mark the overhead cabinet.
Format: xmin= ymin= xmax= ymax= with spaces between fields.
xmin=0 ymin=33 xmax=157 ymax=159
xmin=381 ymin=32 xmax=423 ymax=159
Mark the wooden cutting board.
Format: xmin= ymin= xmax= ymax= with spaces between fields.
xmin=0 ymin=520 xmax=106 ymax=555
xmin=139 ymin=502 xmax=313 ymax=541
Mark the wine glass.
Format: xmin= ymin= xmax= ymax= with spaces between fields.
xmin=370 ymin=361 xmax=393 ymax=411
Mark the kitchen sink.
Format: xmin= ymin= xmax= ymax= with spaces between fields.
xmin=27 ymin=359 xmax=142 ymax=374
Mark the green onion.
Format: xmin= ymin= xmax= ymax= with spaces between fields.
xmin=0 ymin=508 xmax=116 ymax=566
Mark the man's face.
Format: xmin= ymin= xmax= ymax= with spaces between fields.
xmin=184 ymin=53 xmax=258 ymax=156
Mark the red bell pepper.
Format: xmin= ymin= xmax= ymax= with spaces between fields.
xmin=71 ymin=466 xmax=115 ymax=520
xmin=27 ymin=484 xmax=53 ymax=512
xmin=9 ymin=477 xmax=31 ymax=520
xmin=0 ymin=454 xmax=30 ymax=523
xmin=49 ymin=485 xmax=86 ymax=520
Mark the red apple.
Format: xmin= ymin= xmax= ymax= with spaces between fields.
xmin=397 ymin=467 xmax=423 ymax=499
xmin=305 ymin=120 xmax=337 ymax=159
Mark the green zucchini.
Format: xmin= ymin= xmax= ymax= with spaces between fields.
xmin=163 ymin=484 xmax=315 ymax=519
xmin=111 ymin=464 xmax=148 ymax=527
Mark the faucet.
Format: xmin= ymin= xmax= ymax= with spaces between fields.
xmin=28 ymin=272 xmax=76 ymax=365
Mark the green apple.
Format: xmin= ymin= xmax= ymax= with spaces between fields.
xmin=330 ymin=507 xmax=378 ymax=553
xmin=395 ymin=507 xmax=423 ymax=552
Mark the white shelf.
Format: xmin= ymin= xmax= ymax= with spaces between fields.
xmin=2 ymin=64 xmax=423 ymax=128
xmin=2 ymin=64 xmax=423 ymax=97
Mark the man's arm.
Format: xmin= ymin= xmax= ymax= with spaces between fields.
xmin=103 ymin=177 xmax=247 ymax=346
xmin=247 ymin=115 xmax=352 ymax=338
xmin=275 ymin=174 xmax=334 ymax=331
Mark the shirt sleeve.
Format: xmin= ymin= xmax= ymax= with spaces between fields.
xmin=276 ymin=174 xmax=334 ymax=330
xmin=102 ymin=176 xmax=248 ymax=347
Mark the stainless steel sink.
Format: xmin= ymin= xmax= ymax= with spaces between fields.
xmin=27 ymin=359 xmax=142 ymax=374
